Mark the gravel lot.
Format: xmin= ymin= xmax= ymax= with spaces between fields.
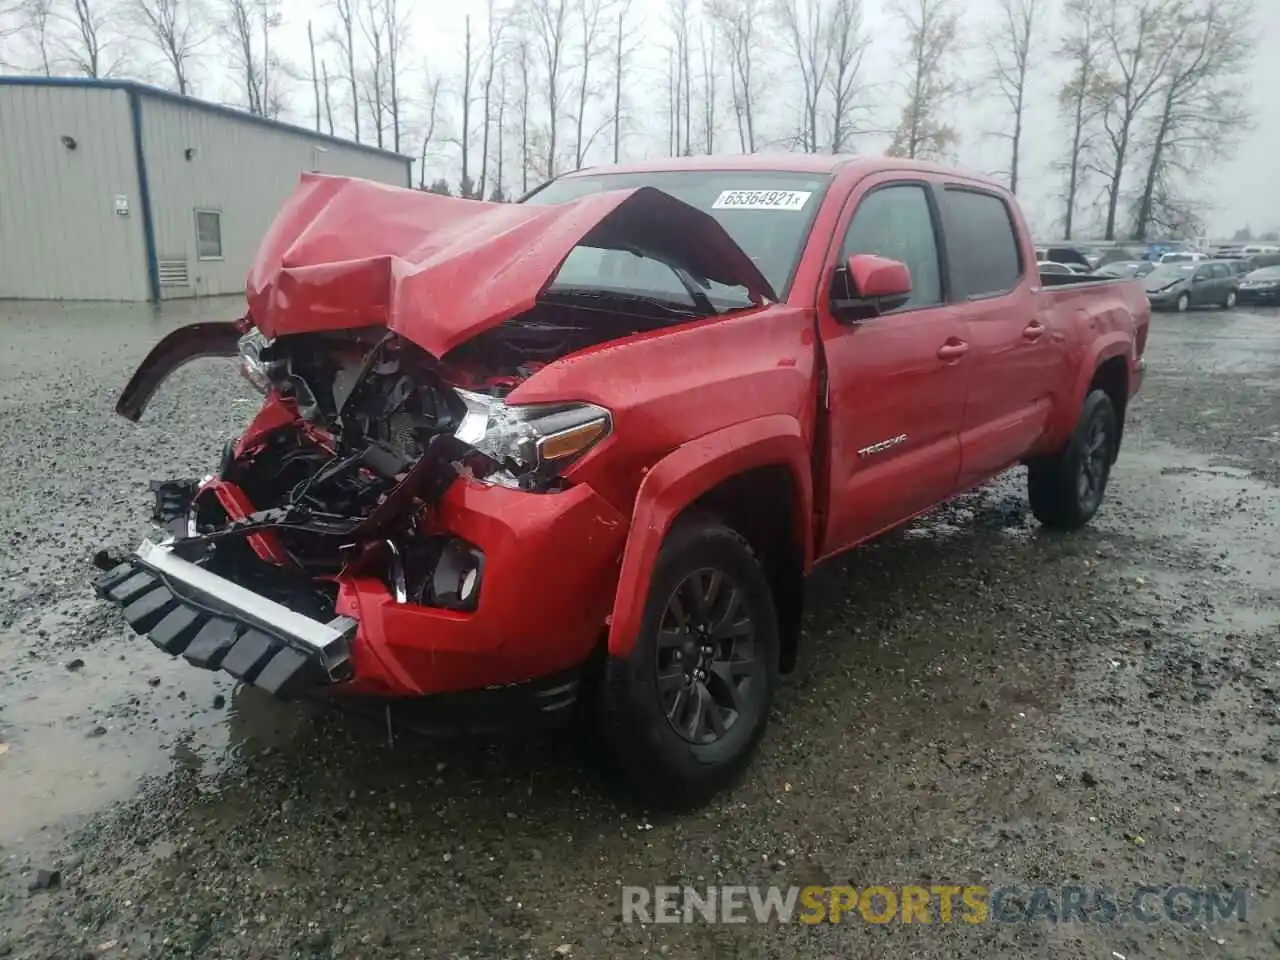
xmin=2 ymin=298 xmax=1279 ymax=959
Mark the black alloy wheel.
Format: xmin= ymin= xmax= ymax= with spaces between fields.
xmin=655 ymin=568 xmax=760 ymax=745
xmin=1076 ymin=411 xmax=1111 ymax=515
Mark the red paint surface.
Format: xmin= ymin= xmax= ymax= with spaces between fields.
xmin=243 ymin=173 xmax=773 ymax=358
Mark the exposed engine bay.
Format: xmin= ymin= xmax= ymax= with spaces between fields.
xmin=145 ymin=296 xmax=684 ymax=616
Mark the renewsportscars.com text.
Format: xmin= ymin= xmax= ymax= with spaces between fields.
xmin=621 ymin=884 xmax=1248 ymax=925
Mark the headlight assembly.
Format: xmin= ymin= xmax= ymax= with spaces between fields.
xmin=237 ymin=329 xmax=275 ymax=394
xmin=453 ymin=389 xmax=612 ymax=491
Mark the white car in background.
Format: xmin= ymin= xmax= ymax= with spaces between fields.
xmin=1159 ymin=251 xmax=1209 ymax=264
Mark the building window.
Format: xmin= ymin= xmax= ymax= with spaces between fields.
xmin=195 ymin=210 xmax=223 ymax=260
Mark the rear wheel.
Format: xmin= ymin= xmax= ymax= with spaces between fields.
xmin=1028 ymin=389 xmax=1118 ymax=531
xmin=1224 ymin=290 xmax=1237 ymax=309
xmin=1176 ymin=292 xmax=1191 ymax=312
xmin=598 ymin=515 xmax=779 ymax=808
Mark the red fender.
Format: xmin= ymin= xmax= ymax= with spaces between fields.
xmin=1055 ymin=331 xmax=1132 ymax=439
xmin=606 ymin=415 xmax=814 ymax=658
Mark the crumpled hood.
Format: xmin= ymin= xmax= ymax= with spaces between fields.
xmin=245 ymin=173 xmax=776 ymax=358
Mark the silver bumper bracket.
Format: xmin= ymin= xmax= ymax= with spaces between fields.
xmin=94 ymin=538 xmax=357 ymax=697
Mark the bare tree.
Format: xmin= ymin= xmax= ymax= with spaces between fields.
xmin=826 ymin=0 xmax=870 ymax=151
xmin=986 ymin=0 xmax=1039 ymax=193
xmin=1090 ymin=0 xmax=1183 ymax=240
xmin=610 ymin=0 xmax=635 ymax=161
xmin=260 ymin=0 xmax=283 ymax=118
xmin=572 ymin=0 xmax=609 ymax=168
xmin=667 ymin=0 xmax=693 ymax=155
xmin=697 ymin=16 xmax=716 ymax=153
xmin=491 ymin=62 xmax=508 ymax=198
xmin=222 ymin=0 xmax=261 ymax=110
xmin=60 ymin=0 xmax=123 ymax=77
xmin=1130 ymin=0 xmax=1253 ymax=239
xmin=219 ymin=0 xmax=281 ymax=116
xmin=359 ymin=0 xmax=387 ymax=147
xmin=776 ymin=0 xmax=832 ymax=153
xmin=19 ymin=0 xmax=56 ymax=75
xmin=511 ymin=32 xmax=534 ymax=191
xmin=1056 ymin=0 xmax=1105 ymax=237
xmin=329 ymin=0 xmax=361 ymax=140
xmin=134 ymin=0 xmax=205 ymax=95
xmin=531 ymin=0 xmax=571 ymax=176
xmin=418 ymin=70 xmax=443 ymax=187
xmin=322 ymin=59 xmax=335 ymax=133
xmin=457 ymin=14 xmax=476 ymax=195
xmin=886 ymin=0 xmax=963 ymax=160
xmin=384 ymin=0 xmax=407 ymax=152
xmin=710 ymin=0 xmax=765 ymax=152
xmin=479 ymin=0 xmax=508 ymax=198
xmin=308 ymin=20 xmax=321 ymax=129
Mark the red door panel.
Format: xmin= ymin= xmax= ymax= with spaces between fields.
xmin=815 ymin=178 xmax=970 ymax=558
xmin=938 ymin=185 xmax=1070 ymax=488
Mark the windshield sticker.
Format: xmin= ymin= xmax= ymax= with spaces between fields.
xmin=712 ymin=189 xmax=812 ymax=211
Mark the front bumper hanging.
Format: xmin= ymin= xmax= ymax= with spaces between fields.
xmin=94 ymin=539 xmax=357 ymax=698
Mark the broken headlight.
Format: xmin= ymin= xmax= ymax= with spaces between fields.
xmin=453 ymin=390 xmax=611 ymax=491
xmin=237 ymin=329 xmax=275 ymax=393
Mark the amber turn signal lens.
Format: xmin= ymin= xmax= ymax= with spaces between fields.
xmin=537 ymin=419 xmax=608 ymax=462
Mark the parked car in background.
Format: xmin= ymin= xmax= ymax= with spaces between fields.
xmin=1241 ymin=244 xmax=1280 ymax=256
xmin=1237 ymin=265 xmax=1280 ymax=305
xmin=1038 ymin=260 xmax=1073 ymax=276
xmin=1097 ymin=260 xmax=1156 ymax=280
xmin=1144 ymin=260 xmax=1239 ymax=311
xmin=1036 ymin=245 xmax=1093 ymax=270
xmin=1158 ymin=251 xmax=1210 ymax=265
xmin=1219 ymin=257 xmax=1257 ymax=277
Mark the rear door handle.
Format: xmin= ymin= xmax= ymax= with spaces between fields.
xmin=1023 ymin=321 xmax=1046 ymax=340
xmin=937 ymin=341 xmax=970 ymax=361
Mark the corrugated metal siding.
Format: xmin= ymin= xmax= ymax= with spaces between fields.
xmin=139 ymin=95 xmax=411 ymax=299
xmin=0 ymin=86 xmax=148 ymax=300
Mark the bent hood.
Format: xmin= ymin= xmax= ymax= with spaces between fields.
xmin=245 ymin=173 xmax=776 ymax=358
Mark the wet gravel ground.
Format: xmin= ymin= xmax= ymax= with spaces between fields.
xmin=2 ymin=298 xmax=1279 ymax=959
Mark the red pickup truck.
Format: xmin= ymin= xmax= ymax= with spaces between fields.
xmin=94 ymin=155 xmax=1149 ymax=805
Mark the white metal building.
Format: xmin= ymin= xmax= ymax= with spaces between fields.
xmin=0 ymin=77 xmax=412 ymax=301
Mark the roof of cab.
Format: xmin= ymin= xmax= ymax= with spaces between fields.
xmin=557 ymin=152 xmax=992 ymax=183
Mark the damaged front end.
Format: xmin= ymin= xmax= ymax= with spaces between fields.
xmin=96 ymin=321 xmax=614 ymax=700
xmin=94 ymin=172 xmax=770 ymax=706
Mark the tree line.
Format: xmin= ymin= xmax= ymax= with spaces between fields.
xmin=0 ymin=0 xmax=1256 ymax=239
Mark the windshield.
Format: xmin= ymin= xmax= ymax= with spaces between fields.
xmin=523 ymin=170 xmax=832 ymax=304
xmin=1246 ymin=266 xmax=1280 ymax=280
xmin=1146 ymin=264 xmax=1194 ymax=285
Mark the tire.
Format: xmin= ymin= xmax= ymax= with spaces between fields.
xmin=1176 ymin=292 xmax=1190 ymax=312
xmin=1224 ymin=290 xmax=1237 ymax=309
xmin=598 ymin=514 xmax=779 ymax=808
xmin=1028 ymin=389 xmax=1118 ymax=532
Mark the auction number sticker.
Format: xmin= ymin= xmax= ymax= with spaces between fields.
xmin=712 ymin=189 xmax=812 ymax=211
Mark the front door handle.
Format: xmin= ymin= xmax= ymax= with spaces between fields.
xmin=1023 ymin=321 xmax=1046 ymax=340
xmin=937 ymin=341 xmax=970 ymax=361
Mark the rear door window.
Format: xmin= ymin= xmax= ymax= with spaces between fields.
xmin=941 ymin=187 xmax=1023 ymax=299
xmin=1210 ymin=263 xmax=1230 ymax=280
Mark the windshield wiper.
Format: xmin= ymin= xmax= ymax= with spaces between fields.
xmin=543 ymin=287 xmax=708 ymax=319
xmin=607 ymin=241 xmax=720 ymax=316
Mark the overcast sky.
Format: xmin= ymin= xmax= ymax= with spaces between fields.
xmin=7 ymin=0 xmax=1277 ymax=238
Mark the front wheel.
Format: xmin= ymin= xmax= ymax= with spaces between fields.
xmin=1224 ymin=290 xmax=1237 ymax=309
xmin=598 ymin=515 xmax=779 ymax=808
xmin=1176 ymin=292 xmax=1191 ymax=312
xmin=1028 ymin=389 xmax=1118 ymax=531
